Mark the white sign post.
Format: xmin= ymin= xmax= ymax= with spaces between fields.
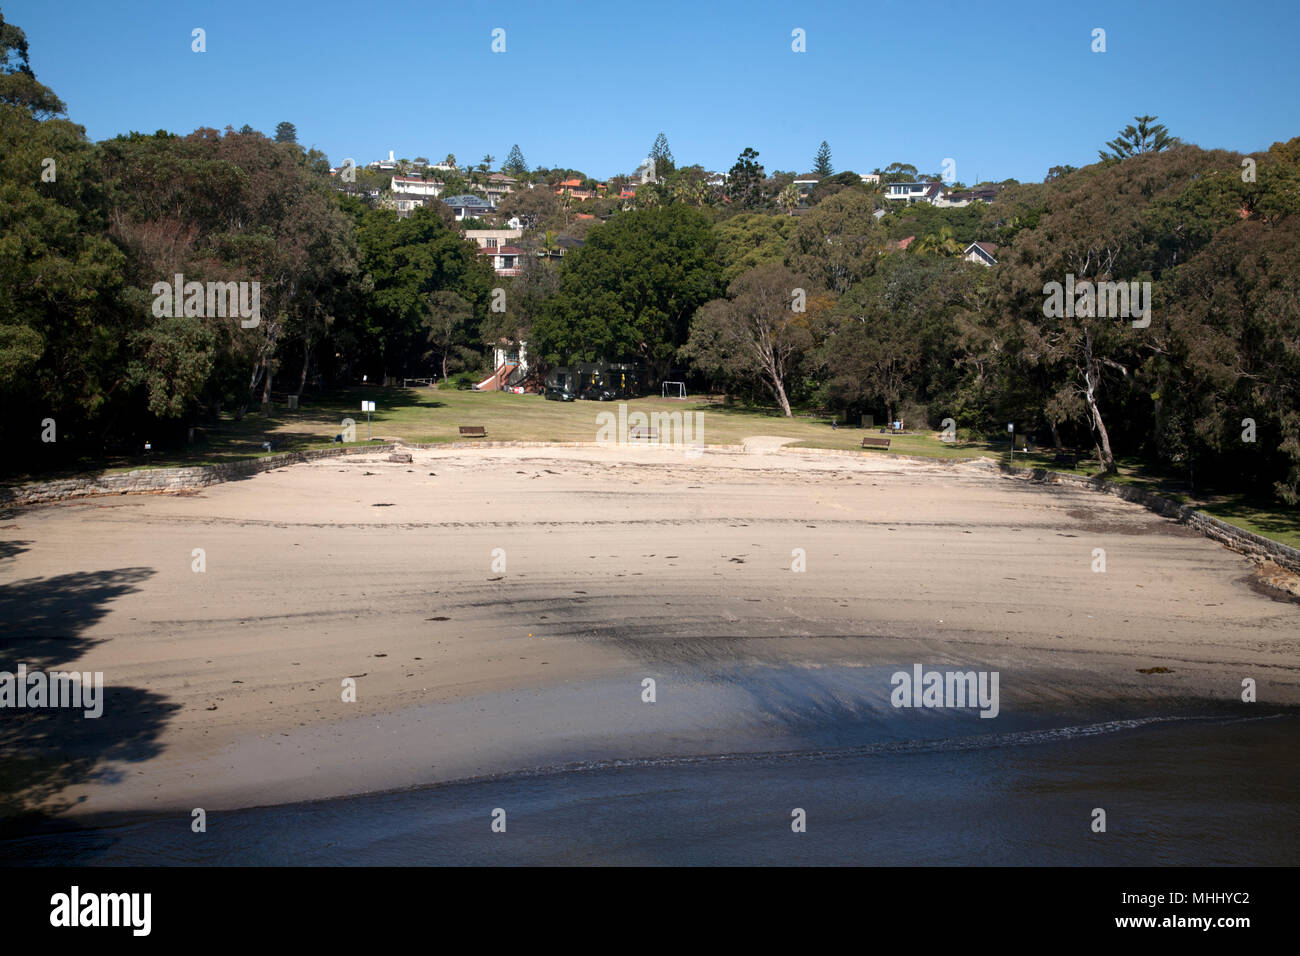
xmin=362 ymin=400 xmax=375 ymax=439
xmin=1007 ymin=422 xmax=1015 ymax=462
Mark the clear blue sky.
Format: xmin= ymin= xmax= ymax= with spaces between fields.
xmin=9 ymin=0 xmax=1299 ymax=183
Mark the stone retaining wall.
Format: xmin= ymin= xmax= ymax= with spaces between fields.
xmin=0 ymin=444 xmax=395 ymax=507
xmin=776 ymin=445 xmax=961 ymax=466
xmin=1000 ymin=461 xmax=1300 ymax=573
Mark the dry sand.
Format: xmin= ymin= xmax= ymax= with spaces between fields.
xmin=2 ymin=441 xmax=1297 ymax=821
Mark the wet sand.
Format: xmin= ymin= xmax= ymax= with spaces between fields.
xmin=1 ymin=442 xmax=1297 ymax=824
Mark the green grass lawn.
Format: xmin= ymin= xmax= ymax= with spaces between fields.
xmin=8 ymin=385 xmax=1297 ymax=549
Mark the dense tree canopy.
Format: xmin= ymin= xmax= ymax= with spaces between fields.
xmin=2 ymin=11 xmax=1298 ymax=507
xmin=532 ymin=205 xmax=720 ymax=378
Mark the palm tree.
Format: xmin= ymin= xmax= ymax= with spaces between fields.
xmin=917 ymin=225 xmax=961 ymax=256
xmin=777 ymin=183 xmax=801 ymax=215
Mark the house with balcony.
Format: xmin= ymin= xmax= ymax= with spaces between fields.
xmin=884 ymin=181 xmax=946 ymax=204
xmin=477 ymin=244 xmax=525 ymax=276
xmin=480 ymin=339 xmax=531 ymax=392
xmin=945 ymin=184 xmax=1003 ymax=206
xmin=390 ymin=175 xmax=444 ymax=198
xmin=464 ymin=228 xmax=524 ymax=250
xmin=442 ymin=194 xmax=496 ymax=221
xmin=554 ymin=178 xmax=605 ymax=201
xmin=483 ymin=173 xmax=518 ymax=204
xmin=793 ymin=174 xmax=821 ymax=197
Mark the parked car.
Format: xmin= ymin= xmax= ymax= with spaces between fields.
xmin=544 ymin=367 xmax=576 ymax=401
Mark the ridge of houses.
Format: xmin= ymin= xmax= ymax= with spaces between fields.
xmin=331 ymin=149 xmax=1005 ymax=274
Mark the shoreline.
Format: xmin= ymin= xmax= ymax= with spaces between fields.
xmin=7 ymin=663 xmax=1292 ymax=836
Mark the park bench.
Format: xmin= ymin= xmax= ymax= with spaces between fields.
xmin=458 ymin=425 xmax=487 ymax=438
xmin=629 ymin=427 xmax=659 ymax=441
xmin=861 ymin=436 xmax=891 ymax=450
xmin=1052 ymin=451 xmax=1077 ymax=468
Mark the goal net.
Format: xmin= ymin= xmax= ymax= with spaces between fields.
xmin=662 ymin=381 xmax=686 ymax=399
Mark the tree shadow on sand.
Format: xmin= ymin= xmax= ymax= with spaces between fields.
xmin=0 ymin=561 xmax=180 ymax=835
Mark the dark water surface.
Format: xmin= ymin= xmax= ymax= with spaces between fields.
xmin=3 ymin=709 xmax=1296 ymax=865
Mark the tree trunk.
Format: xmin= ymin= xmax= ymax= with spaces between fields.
xmin=1048 ymin=419 xmax=1063 ymax=450
xmin=296 ymin=341 xmax=310 ymax=398
xmin=771 ymin=377 xmax=793 ymax=417
xmin=1084 ymin=370 xmax=1115 ymax=471
xmin=1082 ymin=330 xmax=1116 ymax=472
xmin=248 ymin=361 xmax=264 ymax=408
xmin=441 ymin=350 xmax=449 ymax=383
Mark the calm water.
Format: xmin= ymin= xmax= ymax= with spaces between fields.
xmin=3 ymin=710 xmax=1296 ymax=865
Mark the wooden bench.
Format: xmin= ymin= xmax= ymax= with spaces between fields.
xmin=458 ymin=425 xmax=487 ymax=438
xmin=629 ymin=427 xmax=659 ymax=441
xmin=861 ymin=436 xmax=891 ymax=449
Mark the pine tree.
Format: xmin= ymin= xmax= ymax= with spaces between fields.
xmin=1099 ymin=115 xmax=1175 ymax=161
xmin=813 ymin=140 xmax=833 ymax=176
xmin=274 ymin=121 xmax=297 ymax=144
xmin=650 ymin=132 xmax=675 ymax=175
xmin=727 ymin=147 xmax=765 ymax=207
xmin=503 ymin=144 xmax=528 ymax=177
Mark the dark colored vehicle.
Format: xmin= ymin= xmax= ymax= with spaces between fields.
xmin=544 ymin=367 xmax=577 ymax=401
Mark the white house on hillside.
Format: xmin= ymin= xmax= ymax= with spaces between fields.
xmin=477 ymin=245 xmax=525 ymax=277
xmin=793 ymin=174 xmax=821 ymax=196
xmin=390 ymin=175 xmax=443 ymax=198
xmin=885 ymin=181 xmax=945 ymax=204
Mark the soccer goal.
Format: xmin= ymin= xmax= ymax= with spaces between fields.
xmin=662 ymin=381 xmax=686 ymax=399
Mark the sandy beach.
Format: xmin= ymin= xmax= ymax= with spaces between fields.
xmin=2 ymin=441 xmax=1297 ymax=827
